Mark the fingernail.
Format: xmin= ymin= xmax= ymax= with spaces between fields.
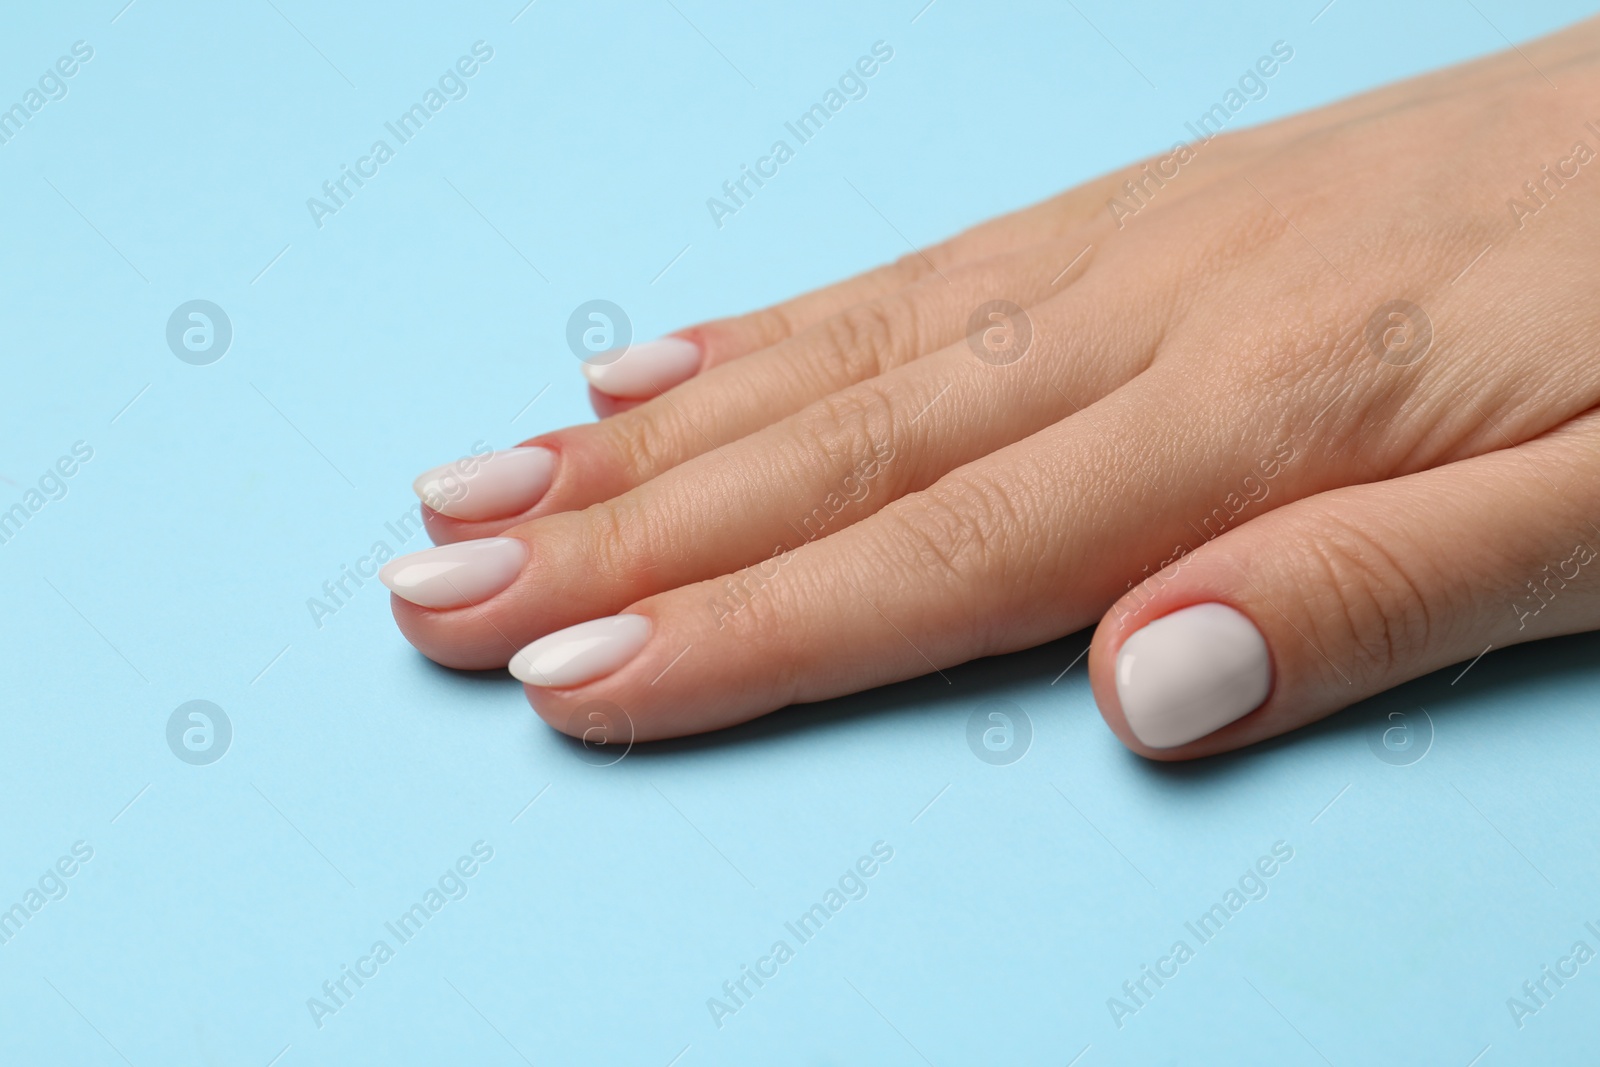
xmin=580 ymin=337 xmax=701 ymax=399
xmin=379 ymin=537 xmax=528 ymax=609
xmin=509 ymin=614 xmax=652 ymax=688
xmin=413 ymin=447 xmax=557 ymax=521
xmin=1115 ymin=603 xmax=1271 ymax=749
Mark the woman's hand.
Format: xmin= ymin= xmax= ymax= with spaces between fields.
xmin=381 ymin=17 xmax=1600 ymax=758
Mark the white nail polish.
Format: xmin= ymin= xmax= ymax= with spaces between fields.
xmin=379 ymin=538 xmax=527 ymax=609
xmin=413 ymin=447 xmax=557 ymax=521
xmin=509 ymin=614 xmax=652 ymax=688
xmin=1115 ymin=603 xmax=1271 ymax=749
xmin=580 ymin=337 xmax=701 ymax=399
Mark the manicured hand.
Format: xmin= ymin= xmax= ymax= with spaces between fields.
xmin=382 ymin=18 xmax=1600 ymax=758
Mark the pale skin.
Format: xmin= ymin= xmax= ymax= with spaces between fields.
xmin=390 ymin=17 xmax=1600 ymax=758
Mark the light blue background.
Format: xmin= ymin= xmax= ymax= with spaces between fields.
xmin=2 ymin=1 xmax=1597 ymax=1063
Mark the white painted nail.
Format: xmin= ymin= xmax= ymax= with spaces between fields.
xmin=413 ymin=447 xmax=557 ymax=521
xmin=580 ymin=337 xmax=701 ymax=399
xmin=378 ymin=538 xmax=527 ymax=609
xmin=509 ymin=614 xmax=652 ymax=688
xmin=1115 ymin=603 xmax=1271 ymax=749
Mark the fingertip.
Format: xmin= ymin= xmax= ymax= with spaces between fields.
xmin=420 ymin=502 xmax=472 ymax=545
xmin=580 ymin=336 xmax=702 ymax=401
xmin=588 ymin=386 xmax=643 ymax=419
xmin=507 ymin=614 xmax=653 ymax=688
xmin=418 ymin=500 xmax=540 ymax=545
xmin=1090 ymin=586 xmax=1275 ymax=760
xmin=521 ymin=674 xmax=668 ymax=745
xmin=389 ymin=592 xmax=522 ymax=671
xmin=521 ymin=681 xmax=572 ymax=736
xmin=1089 ymin=610 xmax=1182 ymax=761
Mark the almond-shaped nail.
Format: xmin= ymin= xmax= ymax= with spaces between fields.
xmin=379 ymin=538 xmax=527 ymax=609
xmin=509 ymin=614 xmax=651 ymax=687
xmin=580 ymin=337 xmax=701 ymax=399
xmin=1115 ymin=603 xmax=1271 ymax=749
xmin=413 ymin=447 xmax=556 ymax=521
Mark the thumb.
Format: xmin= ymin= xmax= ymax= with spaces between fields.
xmin=1089 ymin=413 xmax=1600 ymax=760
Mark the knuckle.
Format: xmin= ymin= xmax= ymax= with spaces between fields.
xmin=792 ymin=380 xmax=903 ymax=473
xmin=1293 ymin=511 xmax=1435 ymax=683
xmin=727 ymin=302 xmax=800 ymax=351
xmin=602 ymin=383 xmax=747 ymax=486
xmin=813 ymin=297 xmax=916 ymax=379
xmin=693 ymin=556 xmax=806 ymax=701
xmin=878 ymin=472 xmax=1024 ymax=595
xmin=597 ymin=408 xmax=676 ymax=484
xmin=583 ymin=494 xmax=659 ymax=590
xmin=887 ymin=251 xmax=937 ymax=287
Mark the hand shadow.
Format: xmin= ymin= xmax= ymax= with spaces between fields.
xmin=564 ymin=627 xmax=1600 ymax=774
xmin=1129 ymin=628 xmax=1600 ymax=785
xmin=560 ymin=627 xmax=1099 ymax=763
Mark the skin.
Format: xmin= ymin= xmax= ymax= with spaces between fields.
xmin=392 ymin=17 xmax=1600 ymax=759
